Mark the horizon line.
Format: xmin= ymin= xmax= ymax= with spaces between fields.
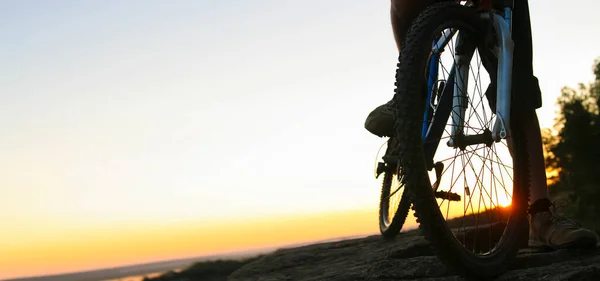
xmin=2 ymin=232 xmax=376 ymax=281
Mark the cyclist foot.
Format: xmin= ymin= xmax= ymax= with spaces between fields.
xmin=528 ymin=199 xmax=598 ymax=250
xmin=365 ymin=98 xmax=396 ymax=137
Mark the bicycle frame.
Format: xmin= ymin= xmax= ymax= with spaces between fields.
xmin=421 ymin=4 xmax=514 ymax=170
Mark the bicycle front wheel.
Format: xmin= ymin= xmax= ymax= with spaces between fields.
xmin=394 ymin=2 xmax=530 ymax=279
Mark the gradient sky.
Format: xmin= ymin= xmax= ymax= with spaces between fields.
xmin=1 ymin=0 xmax=599 ymax=279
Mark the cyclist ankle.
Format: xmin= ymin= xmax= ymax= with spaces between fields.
xmin=527 ymin=198 xmax=551 ymax=215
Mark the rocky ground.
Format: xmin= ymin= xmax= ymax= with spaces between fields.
xmin=227 ymin=229 xmax=600 ymax=281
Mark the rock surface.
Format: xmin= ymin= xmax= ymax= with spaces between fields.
xmin=228 ymin=230 xmax=600 ymax=281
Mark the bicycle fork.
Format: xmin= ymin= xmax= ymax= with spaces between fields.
xmin=445 ymin=8 xmax=514 ymax=149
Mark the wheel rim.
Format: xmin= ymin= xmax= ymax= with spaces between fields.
xmin=377 ymin=139 xmax=407 ymax=231
xmin=381 ymin=168 xmax=405 ymax=229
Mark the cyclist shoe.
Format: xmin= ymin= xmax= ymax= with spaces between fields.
xmin=365 ymin=97 xmax=396 ymax=137
xmin=528 ymin=199 xmax=598 ymax=249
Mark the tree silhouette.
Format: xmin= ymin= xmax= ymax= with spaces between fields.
xmin=543 ymin=58 xmax=600 ymax=228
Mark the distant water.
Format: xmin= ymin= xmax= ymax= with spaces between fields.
xmin=102 ymin=271 xmax=163 ymax=281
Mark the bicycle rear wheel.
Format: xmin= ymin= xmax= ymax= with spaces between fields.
xmin=376 ymin=137 xmax=411 ymax=238
xmin=394 ymin=2 xmax=530 ymax=279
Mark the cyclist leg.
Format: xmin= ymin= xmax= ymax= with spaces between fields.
xmin=510 ymin=0 xmax=598 ymax=249
xmin=481 ymin=0 xmax=547 ymax=202
xmin=390 ymin=0 xmax=434 ymax=51
xmin=511 ymin=0 xmax=546 ymax=204
xmin=364 ymin=0 xmax=435 ymax=137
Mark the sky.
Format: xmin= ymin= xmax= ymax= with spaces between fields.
xmin=1 ymin=0 xmax=600 ymax=279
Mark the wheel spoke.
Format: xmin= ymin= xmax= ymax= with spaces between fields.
xmin=418 ymin=23 xmax=519 ymax=256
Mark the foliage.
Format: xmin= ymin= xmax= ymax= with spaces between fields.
xmin=543 ymin=58 xmax=600 ymax=228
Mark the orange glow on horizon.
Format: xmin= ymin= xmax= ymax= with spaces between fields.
xmin=0 ymin=208 xmax=390 ymax=280
xmin=546 ymin=168 xmax=560 ymax=186
xmin=1 ymin=170 xmax=555 ymax=280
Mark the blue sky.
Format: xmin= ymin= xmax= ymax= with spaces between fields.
xmin=1 ymin=0 xmax=600 ymax=247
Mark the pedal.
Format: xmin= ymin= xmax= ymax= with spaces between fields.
xmin=376 ymin=162 xmax=386 ymax=179
xmin=435 ymin=191 xmax=461 ymax=202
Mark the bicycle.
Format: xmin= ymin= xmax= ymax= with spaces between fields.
xmin=389 ymin=0 xmax=531 ymax=278
xmin=374 ymin=136 xmax=412 ymax=238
